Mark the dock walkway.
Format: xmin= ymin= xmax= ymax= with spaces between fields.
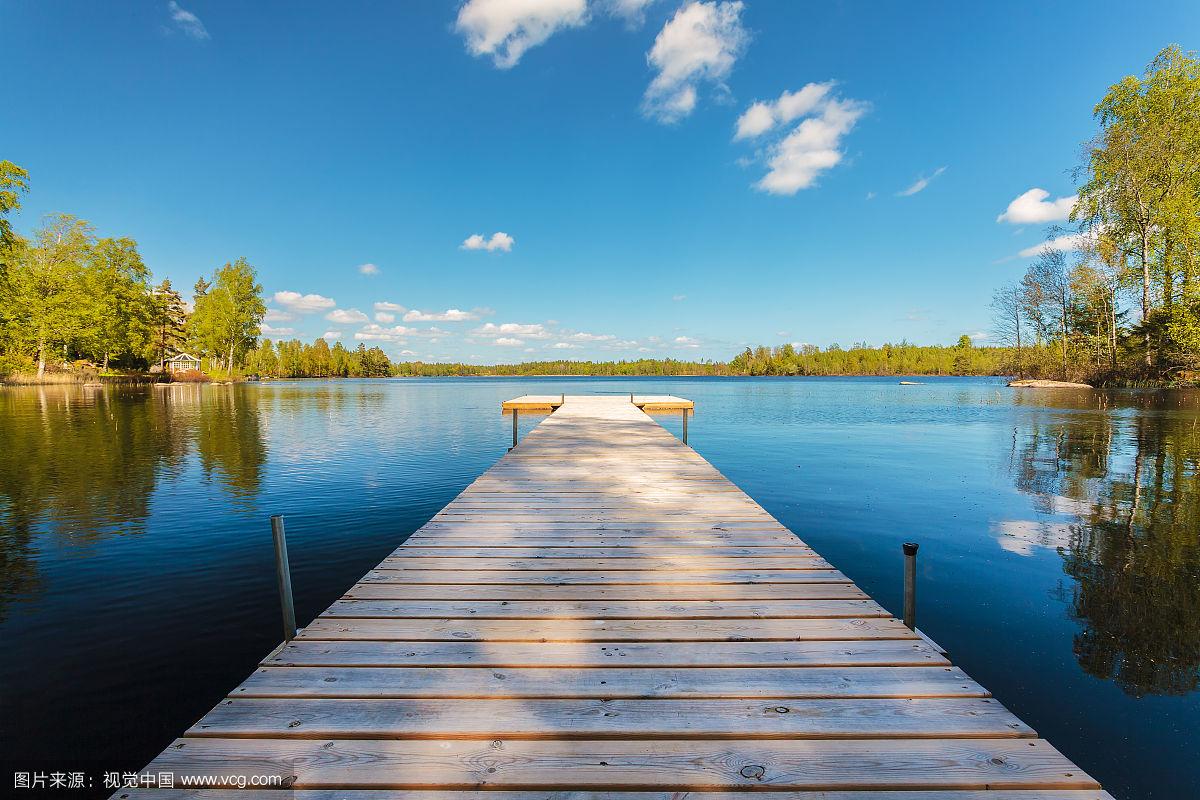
xmin=128 ymin=395 xmax=1109 ymax=798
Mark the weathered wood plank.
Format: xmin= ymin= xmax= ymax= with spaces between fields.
xmin=144 ymin=737 xmax=1098 ymax=790
xmin=188 ymin=697 xmax=1034 ymax=739
xmin=234 ymin=665 xmax=991 ymax=699
xmin=376 ymin=557 xmax=832 ymax=571
xmin=343 ymin=584 xmax=871 ymax=600
xmin=360 ymin=569 xmax=850 ymax=585
xmin=266 ymin=640 xmax=946 ymax=668
xmin=296 ymin=617 xmax=912 ymax=642
xmin=321 ymin=598 xmax=890 ymax=619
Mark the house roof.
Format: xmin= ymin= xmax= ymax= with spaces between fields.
xmin=165 ymin=353 xmax=200 ymax=362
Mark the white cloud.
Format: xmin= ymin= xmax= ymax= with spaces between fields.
xmin=403 ymin=308 xmax=480 ymax=322
xmin=399 ymin=349 xmax=417 ymax=357
xmin=734 ymin=82 xmax=834 ymax=140
xmin=568 ymin=331 xmax=617 ymax=342
xmin=357 ymin=262 xmax=380 ymax=276
xmin=672 ymin=294 xmax=687 ymax=301
xmin=897 ymin=166 xmax=947 ymax=197
xmin=551 ymin=341 xmax=579 ymax=349
xmin=373 ymin=301 xmax=407 ymax=313
xmin=607 ymin=0 xmax=656 ymax=25
xmin=494 ymin=337 xmax=524 ymax=346
xmin=322 ymin=330 xmax=341 ymax=340
xmin=997 ymin=188 xmax=1078 ymax=224
xmin=751 ymin=96 xmax=868 ymax=195
xmin=461 ymin=232 xmax=515 ymax=252
xmin=264 ymin=308 xmax=295 ymax=323
xmin=274 ymin=291 xmax=336 ymax=314
xmin=375 ymin=312 xmax=395 ymax=323
xmin=674 ymin=335 xmax=700 ymax=347
xmin=965 ymin=331 xmax=989 ymax=341
xmin=168 ymin=1 xmax=209 ymax=40
xmin=1017 ymin=232 xmax=1090 ymax=258
xmin=260 ymin=323 xmax=295 ymax=337
xmin=326 ymin=308 xmax=369 ymax=324
xmin=473 ymin=322 xmax=551 ymax=339
xmin=642 ymin=1 xmax=747 ymax=123
xmin=455 ymin=0 xmax=588 ymax=69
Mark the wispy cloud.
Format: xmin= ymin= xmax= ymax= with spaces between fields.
xmin=473 ymin=322 xmax=551 ymax=340
xmin=374 ymin=301 xmax=407 ymax=313
xmin=607 ymin=0 xmax=656 ymax=26
xmin=264 ymin=308 xmax=295 ymax=323
xmin=325 ymin=308 xmax=369 ymax=324
xmin=737 ymin=85 xmax=868 ymax=195
xmin=1017 ymin=232 xmax=1090 ymax=258
xmin=260 ymin=323 xmax=295 ymax=336
xmin=274 ymin=291 xmax=336 ymax=313
xmin=455 ymin=0 xmax=588 ymax=69
xmin=357 ymin=262 xmax=379 ymax=276
xmin=672 ymin=294 xmax=687 ymax=301
xmin=734 ymin=82 xmax=834 ymax=140
xmin=167 ymin=1 xmax=209 ymax=40
xmin=493 ymin=337 xmax=524 ymax=346
xmin=897 ymin=166 xmax=946 ymax=197
xmin=642 ymin=1 xmax=747 ymax=123
xmin=322 ymin=330 xmax=342 ymax=340
xmin=403 ymin=308 xmax=480 ymax=322
xmin=461 ymin=232 xmax=515 ymax=252
xmin=997 ymin=188 xmax=1077 ymax=224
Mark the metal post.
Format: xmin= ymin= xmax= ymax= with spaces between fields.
xmin=902 ymin=541 xmax=919 ymax=630
xmin=271 ymin=515 xmax=297 ymax=642
xmin=682 ymin=408 xmax=689 ymax=445
xmin=560 ymin=393 xmax=564 ymax=406
xmin=630 ymin=392 xmax=634 ymax=403
xmin=511 ymin=408 xmax=518 ymax=450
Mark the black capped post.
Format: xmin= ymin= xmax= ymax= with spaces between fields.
xmin=902 ymin=541 xmax=919 ymax=630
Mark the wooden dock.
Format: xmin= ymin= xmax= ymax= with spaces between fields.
xmin=124 ymin=394 xmax=1109 ymax=798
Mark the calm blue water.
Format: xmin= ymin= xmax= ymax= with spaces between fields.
xmin=1 ymin=377 xmax=1198 ymax=798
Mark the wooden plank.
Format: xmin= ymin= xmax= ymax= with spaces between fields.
xmin=267 ymin=640 xmax=946 ymax=668
xmin=388 ymin=546 xmax=816 ymax=558
xmin=321 ymin=598 xmax=890 ymax=619
xmin=144 ymin=738 xmax=1098 ymax=790
xmin=187 ymin=697 xmax=1034 ymax=739
xmin=234 ymin=665 xmax=991 ymax=699
xmin=376 ymin=557 xmax=833 ymax=571
xmin=343 ymin=584 xmax=871 ymax=600
xmin=360 ymin=569 xmax=850 ymax=584
xmin=296 ymin=617 xmax=912 ymax=642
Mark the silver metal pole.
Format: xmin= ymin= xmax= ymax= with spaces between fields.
xmin=271 ymin=515 xmax=297 ymax=641
xmin=902 ymin=541 xmax=919 ymax=630
xmin=511 ymin=408 xmax=518 ymax=450
xmin=682 ymin=408 xmax=689 ymax=445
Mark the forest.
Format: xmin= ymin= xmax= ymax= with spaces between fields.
xmin=992 ymin=46 xmax=1200 ymax=385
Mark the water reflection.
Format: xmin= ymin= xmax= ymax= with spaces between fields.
xmin=0 ymin=385 xmax=267 ymax=621
xmin=1001 ymin=390 xmax=1200 ymax=697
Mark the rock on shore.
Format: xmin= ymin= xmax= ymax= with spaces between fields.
xmin=1007 ymin=378 xmax=1094 ymax=388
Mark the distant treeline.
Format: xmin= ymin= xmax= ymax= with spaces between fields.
xmin=392 ymin=358 xmax=730 ymax=377
xmin=728 ymin=340 xmax=1013 ymax=376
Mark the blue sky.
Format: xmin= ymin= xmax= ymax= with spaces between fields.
xmin=4 ymin=1 xmax=1197 ymax=362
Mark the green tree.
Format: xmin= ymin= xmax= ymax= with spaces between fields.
xmin=0 ymin=214 xmax=93 ymax=376
xmin=187 ymin=258 xmax=265 ymax=373
xmin=149 ymin=279 xmax=188 ymax=365
xmin=0 ymin=161 xmax=30 ymax=257
xmin=84 ymin=237 xmax=153 ymax=370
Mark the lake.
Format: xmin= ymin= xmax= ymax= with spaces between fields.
xmin=1 ymin=376 xmax=1198 ymax=798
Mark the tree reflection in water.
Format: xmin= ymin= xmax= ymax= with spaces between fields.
xmin=1005 ymin=390 xmax=1200 ymax=697
xmin=0 ymin=385 xmax=265 ymax=622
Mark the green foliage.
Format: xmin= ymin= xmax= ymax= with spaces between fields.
xmin=187 ymin=258 xmax=266 ymax=372
xmin=727 ymin=342 xmax=1011 ymax=376
xmin=0 ymin=160 xmax=30 ymax=255
xmin=994 ymin=45 xmax=1200 ymax=385
xmin=243 ymin=338 xmax=393 ymax=378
